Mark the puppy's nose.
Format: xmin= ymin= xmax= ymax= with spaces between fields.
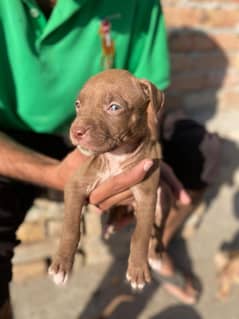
xmin=73 ymin=127 xmax=88 ymax=139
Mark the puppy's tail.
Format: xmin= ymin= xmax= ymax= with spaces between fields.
xmin=96 ymin=294 xmax=134 ymax=319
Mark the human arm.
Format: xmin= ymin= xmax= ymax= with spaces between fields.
xmin=0 ymin=131 xmax=64 ymax=189
xmin=0 ymin=131 xmax=153 ymax=200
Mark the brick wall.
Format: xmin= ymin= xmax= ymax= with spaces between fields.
xmin=13 ymin=199 xmax=112 ymax=283
xmin=13 ymin=199 xmax=64 ymax=282
xmin=162 ymin=0 xmax=239 ymax=115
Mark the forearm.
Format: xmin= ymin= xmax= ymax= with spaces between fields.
xmin=0 ymin=132 xmax=61 ymax=189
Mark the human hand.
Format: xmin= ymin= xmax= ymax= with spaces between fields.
xmin=160 ymin=161 xmax=191 ymax=206
xmin=89 ymin=159 xmax=154 ymax=208
xmin=54 ymin=148 xmax=154 ymax=203
xmin=53 ymin=148 xmax=89 ymax=190
xmin=91 ymin=160 xmax=191 ymax=211
xmin=100 ymin=160 xmax=191 ymax=238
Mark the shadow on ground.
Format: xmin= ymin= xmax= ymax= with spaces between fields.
xmin=150 ymin=305 xmax=202 ymax=319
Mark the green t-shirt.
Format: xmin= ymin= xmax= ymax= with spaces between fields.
xmin=0 ymin=0 xmax=170 ymax=133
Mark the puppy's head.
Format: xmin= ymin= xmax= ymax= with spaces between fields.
xmin=70 ymin=69 xmax=164 ymax=155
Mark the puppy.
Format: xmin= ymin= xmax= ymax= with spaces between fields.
xmin=215 ymin=250 xmax=239 ymax=300
xmin=49 ymin=69 xmax=164 ymax=290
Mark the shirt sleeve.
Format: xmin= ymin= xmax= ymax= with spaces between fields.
xmin=127 ymin=0 xmax=170 ymax=90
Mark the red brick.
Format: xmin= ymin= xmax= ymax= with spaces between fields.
xmin=17 ymin=222 xmax=45 ymax=243
xmin=213 ymin=34 xmax=239 ymax=51
xmin=164 ymin=7 xmax=239 ymax=28
xmin=222 ymin=71 xmax=239 ymax=88
xmin=230 ymin=54 xmax=239 ymax=70
xmin=47 ymin=220 xmax=62 ymax=237
xmin=169 ymin=70 xmax=238 ymax=92
xmin=190 ymin=0 xmax=239 ymax=3
xmin=169 ymin=32 xmax=239 ymax=53
xmin=171 ymin=53 xmax=229 ymax=73
xmin=219 ymin=90 xmax=239 ymax=108
xmin=178 ymin=90 xmax=217 ymax=110
xmin=13 ymin=260 xmax=47 ymax=283
xmin=164 ymin=7 xmax=205 ymax=28
xmin=164 ymin=94 xmax=183 ymax=109
xmin=166 ymin=89 xmax=239 ymax=113
xmin=169 ymin=31 xmax=218 ymax=52
xmin=165 ymin=0 xmax=239 ymax=4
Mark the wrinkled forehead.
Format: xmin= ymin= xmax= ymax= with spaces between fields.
xmin=78 ymin=71 xmax=145 ymax=106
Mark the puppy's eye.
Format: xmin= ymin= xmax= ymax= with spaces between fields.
xmin=108 ymin=104 xmax=123 ymax=112
xmin=75 ymin=100 xmax=80 ymax=110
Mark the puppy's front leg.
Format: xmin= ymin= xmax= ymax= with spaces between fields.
xmin=49 ymin=176 xmax=87 ymax=286
xmin=127 ymin=171 xmax=159 ymax=290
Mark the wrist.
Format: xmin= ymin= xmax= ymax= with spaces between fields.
xmin=44 ymin=161 xmax=65 ymax=191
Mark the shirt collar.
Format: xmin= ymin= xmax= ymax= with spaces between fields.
xmin=22 ymin=0 xmax=88 ymax=40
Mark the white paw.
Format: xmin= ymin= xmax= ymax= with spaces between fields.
xmin=126 ymin=272 xmax=131 ymax=282
xmin=48 ymin=269 xmax=68 ymax=286
xmin=126 ymin=272 xmax=146 ymax=290
xmin=138 ymin=283 xmax=145 ymax=290
xmin=131 ymin=282 xmax=137 ymax=290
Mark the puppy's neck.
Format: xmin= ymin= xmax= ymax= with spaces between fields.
xmin=109 ymin=141 xmax=141 ymax=156
xmin=104 ymin=136 xmax=150 ymax=164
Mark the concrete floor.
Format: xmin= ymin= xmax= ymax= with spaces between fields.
xmin=11 ymin=110 xmax=239 ymax=319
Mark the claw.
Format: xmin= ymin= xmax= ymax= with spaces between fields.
xmin=48 ymin=267 xmax=54 ymax=276
xmin=126 ymin=273 xmax=131 ymax=282
xmin=51 ymin=271 xmax=67 ymax=286
xmin=138 ymin=283 xmax=145 ymax=290
xmin=131 ymin=282 xmax=137 ymax=290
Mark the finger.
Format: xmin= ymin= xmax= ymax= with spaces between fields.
xmin=89 ymin=159 xmax=153 ymax=206
xmin=66 ymin=148 xmax=89 ymax=167
xmin=160 ymin=161 xmax=191 ymax=205
xmin=97 ymin=191 xmax=134 ymax=211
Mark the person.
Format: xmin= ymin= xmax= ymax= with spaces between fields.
xmin=0 ymin=0 xmax=220 ymax=317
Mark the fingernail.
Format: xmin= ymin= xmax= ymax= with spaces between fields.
xmin=180 ymin=190 xmax=191 ymax=205
xmin=94 ymin=207 xmax=102 ymax=214
xmin=144 ymin=160 xmax=153 ymax=172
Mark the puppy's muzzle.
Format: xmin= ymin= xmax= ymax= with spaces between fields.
xmin=71 ymin=126 xmax=89 ymax=144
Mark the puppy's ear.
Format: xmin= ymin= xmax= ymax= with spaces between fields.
xmin=139 ymin=79 xmax=165 ymax=140
xmin=139 ymin=79 xmax=165 ymax=113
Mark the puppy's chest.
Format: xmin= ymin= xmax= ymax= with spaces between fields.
xmin=97 ymin=141 xmax=161 ymax=183
xmin=85 ymin=141 xmax=161 ymax=194
xmin=98 ymin=153 xmax=137 ymax=183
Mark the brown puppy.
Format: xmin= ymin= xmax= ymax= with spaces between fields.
xmin=49 ymin=69 xmax=164 ymax=290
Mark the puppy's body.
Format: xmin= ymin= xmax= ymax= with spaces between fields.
xmin=49 ymin=69 xmax=164 ymax=290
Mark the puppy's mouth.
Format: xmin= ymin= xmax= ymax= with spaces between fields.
xmin=76 ymin=142 xmax=119 ymax=156
xmin=76 ymin=144 xmax=96 ymax=156
xmin=71 ymin=127 xmax=140 ymax=156
xmin=71 ymin=131 xmax=120 ymax=155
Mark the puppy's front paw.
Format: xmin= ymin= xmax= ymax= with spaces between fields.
xmin=126 ymin=261 xmax=151 ymax=291
xmin=48 ymin=255 xmax=73 ymax=286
